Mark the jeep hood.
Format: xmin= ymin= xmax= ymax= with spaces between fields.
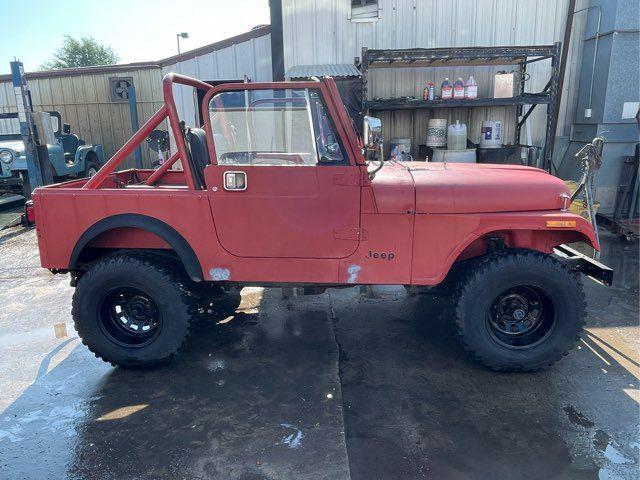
xmin=370 ymin=161 xmax=568 ymax=214
xmin=0 ymin=140 xmax=25 ymax=155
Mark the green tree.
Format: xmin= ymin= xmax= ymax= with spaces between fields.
xmin=40 ymin=36 xmax=119 ymax=70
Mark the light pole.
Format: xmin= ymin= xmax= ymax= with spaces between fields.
xmin=176 ymin=32 xmax=189 ymax=54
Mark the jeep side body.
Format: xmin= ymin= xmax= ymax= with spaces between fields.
xmin=30 ymin=74 xmax=612 ymax=371
xmin=0 ymin=111 xmax=104 ymax=194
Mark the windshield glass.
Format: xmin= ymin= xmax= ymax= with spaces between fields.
xmin=209 ymin=88 xmax=317 ymax=166
xmin=0 ymin=116 xmax=20 ymax=137
xmin=208 ymin=88 xmax=346 ymax=166
xmin=50 ymin=115 xmax=59 ymax=134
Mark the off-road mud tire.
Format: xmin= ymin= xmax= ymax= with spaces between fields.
xmin=454 ymin=249 xmax=585 ymax=372
xmin=72 ymin=251 xmax=197 ymax=368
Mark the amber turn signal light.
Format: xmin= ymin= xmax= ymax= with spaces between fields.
xmin=546 ymin=220 xmax=577 ymax=228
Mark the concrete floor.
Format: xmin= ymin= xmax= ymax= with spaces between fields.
xmin=0 ymin=227 xmax=638 ymax=480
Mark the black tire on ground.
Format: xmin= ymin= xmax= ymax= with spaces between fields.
xmin=454 ymin=249 xmax=585 ymax=372
xmin=72 ymin=251 xmax=197 ymax=368
xmin=83 ymin=157 xmax=100 ymax=178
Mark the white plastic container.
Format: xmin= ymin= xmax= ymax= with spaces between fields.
xmin=447 ymin=120 xmax=467 ymax=150
xmin=479 ymin=120 xmax=503 ymax=148
xmin=426 ymin=119 xmax=447 ymax=147
xmin=432 ymin=148 xmax=476 ymax=163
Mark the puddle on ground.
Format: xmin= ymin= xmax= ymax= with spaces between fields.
xmin=563 ymin=405 xmax=636 ymax=478
xmin=593 ymin=430 xmax=635 ymax=465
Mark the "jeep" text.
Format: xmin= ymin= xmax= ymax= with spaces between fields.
xmin=367 ymin=250 xmax=395 ymax=261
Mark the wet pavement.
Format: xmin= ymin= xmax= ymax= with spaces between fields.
xmin=0 ymin=226 xmax=638 ymax=479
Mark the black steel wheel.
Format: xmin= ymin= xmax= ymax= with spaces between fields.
xmin=487 ymin=285 xmax=556 ymax=348
xmin=98 ymin=287 xmax=162 ymax=347
xmin=454 ymin=249 xmax=585 ymax=372
xmin=73 ymin=252 xmax=196 ymax=368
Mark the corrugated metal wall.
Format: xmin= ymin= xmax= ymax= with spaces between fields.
xmin=0 ymin=66 xmax=165 ymax=168
xmin=162 ymin=33 xmax=273 ymax=127
xmin=282 ymin=0 xmax=588 ymax=153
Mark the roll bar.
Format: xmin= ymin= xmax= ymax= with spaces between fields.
xmin=82 ymin=73 xmax=367 ymax=190
xmin=83 ymin=73 xmax=213 ymax=190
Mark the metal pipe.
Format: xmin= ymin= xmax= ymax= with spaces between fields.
xmin=127 ymin=85 xmax=142 ymax=169
xmin=573 ymin=5 xmax=602 ymax=112
xmin=162 ymin=74 xmax=196 ymax=190
xmin=551 ymin=0 xmax=576 ymax=148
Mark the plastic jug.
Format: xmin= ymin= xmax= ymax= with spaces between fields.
xmin=453 ymin=78 xmax=465 ymax=99
xmin=441 ymin=78 xmax=453 ymax=100
xmin=447 ymin=120 xmax=467 ymax=150
xmin=465 ymin=75 xmax=478 ymax=99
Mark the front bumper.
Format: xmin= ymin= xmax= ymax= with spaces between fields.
xmin=0 ymin=175 xmax=23 ymax=188
xmin=554 ymin=244 xmax=613 ymax=286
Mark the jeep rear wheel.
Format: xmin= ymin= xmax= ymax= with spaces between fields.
xmin=72 ymin=252 xmax=196 ymax=368
xmin=454 ymin=249 xmax=585 ymax=372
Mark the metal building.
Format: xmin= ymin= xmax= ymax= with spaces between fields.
xmin=278 ymin=0 xmax=590 ymax=153
xmin=161 ymin=26 xmax=272 ymax=126
xmin=0 ymin=63 xmax=164 ymax=168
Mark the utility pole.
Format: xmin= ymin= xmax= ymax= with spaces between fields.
xmin=10 ymin=60 xmax=42 ymax=197
xmin=176 ymin=32 xmax=189 ymax=54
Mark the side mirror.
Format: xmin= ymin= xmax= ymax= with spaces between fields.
xmin=363 ymin=116 xmax=383 ymax=161
xmin=62 ymin=123 xmax=71 ymax=134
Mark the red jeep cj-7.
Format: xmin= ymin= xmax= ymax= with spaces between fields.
xmin=30 ymin=74 xmax=612 ymax=371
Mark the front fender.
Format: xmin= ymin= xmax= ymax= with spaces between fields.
xmin=411 ymin=210 xmax=600 ymax=285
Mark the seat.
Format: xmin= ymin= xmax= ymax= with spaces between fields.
xmin=61 ymin=134 xmax=80 ymax=161
xmin=185 ymin=128 xmax=210 ymax=189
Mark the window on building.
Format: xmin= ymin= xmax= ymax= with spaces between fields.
xmin=351 ymin=0 xmax=378 ymax=21
xmin=209 ymin=88 xmax=346 ymax=166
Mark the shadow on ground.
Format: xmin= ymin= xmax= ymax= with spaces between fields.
xmin=0 ymin=228 xmax=638 ymax=480
xmin=1 ymin=288 xmax=350 ymax=480
xmin=331 ymin=232 xmax=638 ymax=480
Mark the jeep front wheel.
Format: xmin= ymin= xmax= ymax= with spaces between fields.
xmin=72 ymin=252 xmax=196 ymax=367
xmin=454 ymin=249 xmax=585 ymax=372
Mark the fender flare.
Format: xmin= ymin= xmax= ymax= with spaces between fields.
xmin=69 ymin=213 xmax=203 ymax=281
xmin=75 ymin=144 xmax=104 ymax=167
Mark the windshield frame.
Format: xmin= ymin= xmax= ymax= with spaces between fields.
xmin=200 ymin=80 xmax=365 ymax=168
xmin=0 ymin=111 xmax=62 ymax=142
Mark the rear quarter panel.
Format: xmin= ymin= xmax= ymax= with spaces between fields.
xmin=33 ymin=189 xmax=216 ymax=270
